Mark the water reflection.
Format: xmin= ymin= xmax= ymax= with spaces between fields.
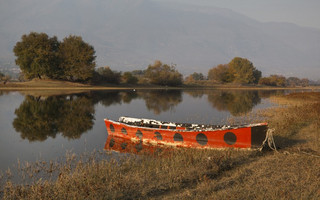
xmin=12 ymin=89 xmax=284 ymax=142
xmin=92 ymin=90 xmax=139 ymax=106
xmin=185 ymin=90 xmax=285 ymax=116
xmin=257 ymin=90 xmax=285 ymax=98
xmin=207 ymin=90 xmax=261 ymax=116
xmin=91 ymin=90 xmax=182 ymax=114
xmin=13 ymin=94 xmax=95 ymax=141
xmin=138 ymin=90 xmax=182 ymax=114
xmin=105 ymin=134 xmax=169 ymax=155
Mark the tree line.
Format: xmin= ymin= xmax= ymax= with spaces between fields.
xmin=12 ymin=32 xmax=312 ymax=87
xmin=13 ymin=32 xmax=183 ymax=86
xmin=258 ymin=75 xmax=309 ymax=87
xmin=202 ymin=58 xmax=310 ymax=87
xmin=93 ymin=60 xmax=182 ymax=86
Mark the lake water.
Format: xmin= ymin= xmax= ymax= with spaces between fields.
xmin=0 ymin=89 xmax=290 ymax=171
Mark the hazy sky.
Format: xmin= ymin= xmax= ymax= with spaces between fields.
xmin=154 ymin=0 xmax=320 ymax=29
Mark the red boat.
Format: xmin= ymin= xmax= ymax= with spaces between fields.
xmin=104 ymin=117 xmax=269 ymax=150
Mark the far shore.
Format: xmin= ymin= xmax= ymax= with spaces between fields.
xmin=1 ymin=79 xmax=319 ymax=91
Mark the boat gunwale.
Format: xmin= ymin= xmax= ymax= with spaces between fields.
xmin=104 ymin=118 xmax=268 ymax=133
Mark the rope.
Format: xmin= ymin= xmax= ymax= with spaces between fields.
xmin=259 ymin=129 xmax=320 ymax=158
xmin=260 ymin=128 xmax=277 ymax=151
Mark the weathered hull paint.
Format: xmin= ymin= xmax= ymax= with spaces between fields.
xmin=104 ymin=117 xmax=268 ymax=151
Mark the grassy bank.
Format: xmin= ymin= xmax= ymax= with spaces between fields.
xmin=1 ymin=92 xmax=320 ymax=199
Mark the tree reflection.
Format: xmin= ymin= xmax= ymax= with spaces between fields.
xmin=121 ymin=91 xmax=139 ymax=104
xmin=184 ymin=90 xmax=205 ymax=98
xmin=91 ymin=90 xmax=123 ymax=107
xmin=13 ymin=94 xmax=95 ymax=142
xmin=207 ymin=90 xmax=261 ymax=116
xmin=257 ymin=90 xmax=285 ymax=99
xmin=93 ymin=90 xmax=182 ymax=115
xmin=139 ymin=90 xmax=182 ymax=114
xmin=56 ymin=96 xmax=95 ymax=139
xmin=90 ymin=90 xmax=139 ymax=106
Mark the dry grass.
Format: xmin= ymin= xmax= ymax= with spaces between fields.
xmin=264 ymin=92 xmax=320 ymax=151
xmin=0 ymin=79 xmax=185 ymax=92
xmin=1 ymin=149 xmax=256 ymax=199
xmin=1 ymin=79 xmax=89 ymax=88
xmin=1 ymin=92 xmax=320 ymax=200
xmin=0 ymin=79 xmax=128 ymax=91
xmin=165 ymin=153 xmax=320 ymax=200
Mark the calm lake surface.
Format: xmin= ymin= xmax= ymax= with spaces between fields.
xmin=0 ymin=89 xmax=294 ymax=171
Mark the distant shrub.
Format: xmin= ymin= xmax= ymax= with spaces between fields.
xmin=145 ymin=60 xmax=183 ymax=86
xmin=122 ymin=72 xmax=138 ymax=84
xmin=93 ymin=66 xmax=121 ymax=84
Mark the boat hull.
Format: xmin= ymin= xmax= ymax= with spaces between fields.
xmin=104 ymin=118 xmax=268 ymax=150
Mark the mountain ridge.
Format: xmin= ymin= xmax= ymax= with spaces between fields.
xmin=0 ymin=0 xmax=319 ymax=79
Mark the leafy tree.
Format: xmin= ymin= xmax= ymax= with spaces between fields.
xmin=286 ymin=77 xmax=300 ymax=86
xmin=253 ymin=69 xmax=262 ymax=84
xmin=13 ymin=32 xmax=60 ymax=79
xmin=94 ymin=66 xmax=121 ymax=84
xmin=228 ymin=57 xmax=261 ymax=84
xmin=300 ymin=78 xmax=309 ymax=87
xmin=122 ymin=72 xmax=138 ymax=84
xmin=270 ymin=75 xmax=286 ymax=86
xmin=184 ymin=75 xmax=195 ymax=83
xmin=131 ymin=70 xmax=147 ymax=84
xmin=18 ymin=72 xmax=27 ymax=82
xmin=59 ymin=35 xmax=96 ymax=82
xmin=14 ymin=32 xmax=97 ymax=82
xmin=185 ymin=72 xmax=205 ymax=83
xmin=208 ymin=64 xmax=231 ymax=83
xmin=131 ymin=70 xmax=146 ymax=76
xmin=286 ymin=76 xmax=310 ymax=87
xmin=191 ymin=72 xmax=205 ymax=81
xmin=258 ymin=75 xmax=286 ymax=86
xmin=258 ymin=77 xmax=273 ymax=86
xmin=145 ymin=60 xmax=182 ymax=86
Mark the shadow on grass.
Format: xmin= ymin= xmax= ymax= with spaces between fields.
xmin=273 ymin=135 xmax=307 ymax=150
xmin=146 ymin=150 xmax=265 ymax=199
